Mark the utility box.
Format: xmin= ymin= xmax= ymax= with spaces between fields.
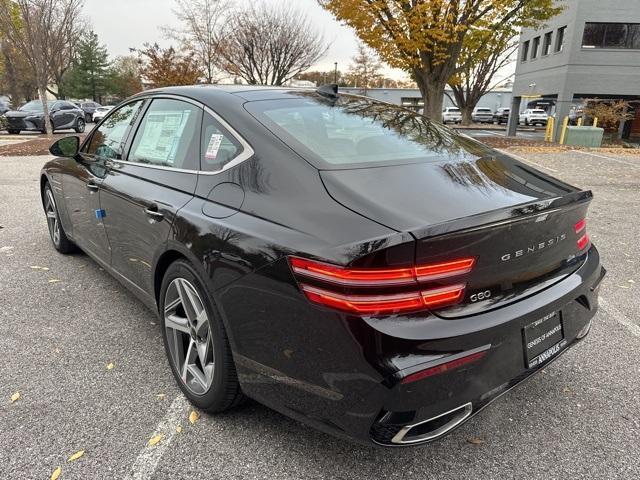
xmin=563 ymin=126 xmax=604 ymax=147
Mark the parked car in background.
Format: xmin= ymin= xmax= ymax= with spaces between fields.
xmin=493 ymin=107 xmax=510 ymax=125
xmin=471 ymin=107 xmax=493 ymax=123
xmin=569 ymin=108 xmax=585 ymax=125
xmin=75 ymin=101 xmax=101 ymax=123
xmin=41 ymin=85 xmax=604 ymax=447
xmin=442 ymin=107 xmax=462 ymax=124
xmin=519 ymin=109 xmax=549 ymax=126
xmin=92 ymin=105 xmax=114 ymax=122
xmin=0 ymin=100 xmax=11 ymax=115
xmin=5 ymin=100 xmax=86 ymax=134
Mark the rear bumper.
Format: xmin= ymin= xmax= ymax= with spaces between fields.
xmin=226 ymin=245 xmax=604 ymax=447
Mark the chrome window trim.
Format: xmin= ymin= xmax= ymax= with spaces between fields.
xmin=108 ymin=93 xmax=254 ymax=175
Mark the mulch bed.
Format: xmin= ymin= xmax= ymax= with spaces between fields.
xmin=0 ymin=133 xmax=87 ymax=156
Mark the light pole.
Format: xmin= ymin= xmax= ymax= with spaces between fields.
xmin=334 ymin=62 xmax=338 ymax=84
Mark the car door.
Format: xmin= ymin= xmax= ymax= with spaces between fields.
xmin=50 ymin=102 xmax=67 ymax=129
xmin=66 ymin=99 xmax=147 ymax=262
xmin=99 ymin=96 xmax=201 ymax=295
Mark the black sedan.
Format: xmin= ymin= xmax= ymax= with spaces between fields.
xmin=5 ymin=100 xmax=86 ymax=134
xmin=41 ymin=85 xmax=605 ymax=447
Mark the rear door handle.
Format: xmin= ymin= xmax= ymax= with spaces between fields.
xmin=87 ymin=182 xmax=99 ymax=192
xmin=144 ymin=205 xmax=164 ymax=221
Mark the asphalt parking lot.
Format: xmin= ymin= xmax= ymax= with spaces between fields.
xmin=1 ymin=150 xmax=639 ymax=479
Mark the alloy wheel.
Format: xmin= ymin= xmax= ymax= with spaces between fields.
xmin=45 ymin=189 xmax=60 ymax=246
xmin=164 ymin=278 xmax=215 ymax=395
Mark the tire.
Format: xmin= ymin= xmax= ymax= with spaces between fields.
xmin=160 ymin=259 xmax=244 ymax=412
xmin=75 ymin=118 xmax=85 ymax=133
xmin=43 ymin=183 xmax=76 ymax=254
xmin=7 ymin=129 xmax=20 ymax=135
xmin=85 ymin=113 xmax=92 ymax=123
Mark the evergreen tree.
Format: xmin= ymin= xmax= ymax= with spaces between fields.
xmin=65 ymin=31 xmax=110 ymax=101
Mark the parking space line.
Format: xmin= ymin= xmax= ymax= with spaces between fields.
xmin=494 ymin=149 xmax=559 ymax=173
xmin=599 ymin=297 xmax=640 ymax=338
xmin=123 ymin=394 xmax=190 ymax=480
xmin=571 ymin=150 xmax=640 ymax=169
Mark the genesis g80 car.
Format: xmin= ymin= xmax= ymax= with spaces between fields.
xmin=41 ymin=85 xmax=605 ymax=446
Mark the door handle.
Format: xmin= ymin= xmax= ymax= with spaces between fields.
xmin=87 ymin=182 xmax=99 ymax=192
xmin=144 ymin=205 xmax=164 ymax=221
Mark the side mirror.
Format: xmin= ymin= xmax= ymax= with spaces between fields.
xmin=49 ymin=136 xmax=80 ymax=158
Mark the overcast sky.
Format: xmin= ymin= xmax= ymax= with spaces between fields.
xmin=83 ymin=0 xmax=409 ymax=80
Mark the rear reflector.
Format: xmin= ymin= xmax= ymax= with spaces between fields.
xmin=299 ymin=284 xmax=466 ymax=315
xmin=400 ymin=351 xmax=487 ymax=384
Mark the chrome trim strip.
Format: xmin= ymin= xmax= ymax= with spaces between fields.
xmin=100 ymin=93 xmax=255 ymax=175
xmin=390 ymin=402 xmax=473 ymax=445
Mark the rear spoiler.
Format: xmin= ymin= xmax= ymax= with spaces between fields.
xmin=409 ymin=190 xmax=593 ymax=240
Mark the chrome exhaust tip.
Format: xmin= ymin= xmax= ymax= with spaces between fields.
xmin=390 ymin=403 xmax=473 ymax=445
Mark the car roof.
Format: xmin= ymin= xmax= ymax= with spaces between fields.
xmin=135 ymin=84 xmax=309 ymax=104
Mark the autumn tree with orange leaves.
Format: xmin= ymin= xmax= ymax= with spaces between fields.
xmin=319 ymin=0 xmax=561 ymax=121
xmin=138 ymin=43 xmax=201 ymax=88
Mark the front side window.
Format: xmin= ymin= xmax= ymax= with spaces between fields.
xmin=84 ymin=100 xmax=144 ymax=160
xmin=128 ymin=98 xmax=202 ymax=170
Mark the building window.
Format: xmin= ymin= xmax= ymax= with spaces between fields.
xmin=543 ymin=32 xmax=553 ymax=56
xmin=555 ymin=26 xmax=566 ymax=52
xmin=582 ymin=22 xmax=640 ymax=49
xmin=521 ymin=40 xmax=530 ymax=61
xmin=531 ymin=36 xmax=541 ymax=59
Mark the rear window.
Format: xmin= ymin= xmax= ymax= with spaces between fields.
xmin=476 ymin=108 xmax=491 ymax=112
xmin=445 ymin=108 xmax=460 ymax=112
xmin=532 ymin=110 xmax=546 ymax=114
xmin=246 ymin=93 xmax=489 ymax=169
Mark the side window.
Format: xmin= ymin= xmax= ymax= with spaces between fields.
xmin=128 ymin=99 xmax=202 ymax=170
xmin=200 ymin=110 xmax=242 ymax=172
xmin=84 ymin=100 xmax=144 ymax=160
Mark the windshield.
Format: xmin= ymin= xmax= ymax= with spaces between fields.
xmin=19 ymin=100 xmax=54 ymax=112
xmin=247 ymin=93 xmax=490 ymax=169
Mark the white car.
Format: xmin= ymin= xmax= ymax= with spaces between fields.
xmin=92 ymin=106 xmax=114 ymax=122
xmin=442 ymin=107 xmax=462 ymax=124
xmin=471 ymin=107 xmax=493 ymax=123
xmin=519 ymin=109 xmax=549 ymax=126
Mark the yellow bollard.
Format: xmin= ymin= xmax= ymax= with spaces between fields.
xmin=593 ymin=117 xmax=598 ymax=128
xmin=559 ymin=116 xmax=569 ymax=145
xmin=545 ymin=117 xmax=555 ymax=142
xmin=577 ymin=117 xmax=583 ymax=127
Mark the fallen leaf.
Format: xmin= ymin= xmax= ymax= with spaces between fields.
xmin=157 ymin=393 xmax=165 ymax=400
xmin=48 ymin=279 xmax=62 ymax=284
xmin=68 ymin=450 xmax=85 ymax=462
xmin=629 ymin=279 xmax=635 ymax=284
xmin=106 ymin=363 xmax=114 ymax=370
xmin=188 ymin=410 xmax=200 ymax=425
xmin=176 ymin=425 xmax=182 ymax=433
xmin=467 ymin=437 xmax=485 ymax=445
xmin=148 ymin=434 xmax=163 ymax=447
xmin=51 ymin=467 xmax=62 ymax=480
xmin=0 ymin=246 xmax=14 ymax=252
xmin=10 ymin=391 xmax=20 ymax=403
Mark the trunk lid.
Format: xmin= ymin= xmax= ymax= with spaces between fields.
xmin=321 ymin=153 xmax=592 ymax=317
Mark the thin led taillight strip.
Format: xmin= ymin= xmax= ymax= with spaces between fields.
xmin=575 ymin=219 xmax=587 ymax=234
xmin=400 ymin=350 xmax=488 ymax=384
xmin=289 ymin=257 xmax=475 ymax=286
xmin=300 ymin=284 xmax=466 ymax=315
xmin=575 ymin=219 xmax=589 ymax=250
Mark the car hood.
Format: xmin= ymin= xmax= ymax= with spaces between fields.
xmin=319 ymin=153 xmax=577 ymax=232
xmin=5 ymin=110 xmax=43 ymax=118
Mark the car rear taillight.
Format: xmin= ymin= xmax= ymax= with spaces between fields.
xmin=400 ymin=350 xmax=487 ymax=384
xmin=288 ymin=256 xmax=475 ymax=315
xmin=575 ymin=219 xmax=589 ymax=251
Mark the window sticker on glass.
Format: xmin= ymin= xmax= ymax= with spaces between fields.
xmin=205 ymin=133 xmax=224 ymax=160
xmin=134 ymin=110 xmax=191 ymax=165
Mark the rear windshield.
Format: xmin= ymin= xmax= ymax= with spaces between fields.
xmin=477 ymin=108 xmax=491 ymax=112
xmin=247 ymin=93 xmax=489 ymax=169
xmin=446 ymin=108 xmax=460 ymax=112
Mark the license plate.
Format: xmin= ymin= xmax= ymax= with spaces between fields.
xmin=523 ymin=312 xmax=566 ymax=368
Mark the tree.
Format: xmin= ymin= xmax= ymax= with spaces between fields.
xmin=319 ymin=0 xmax=561 ymax=122
xmin=583 ymin=99 xmax=634 ymax=132
xmin=108 ymin=55 xmax=143 ymax=100
xmin=448 ymin=26 xmax=518 ymax=125
xmin=164 ymin=0 xmax=230 ymax=84
xmin=64 ymin=31 xmax=111 ymax=102
xmin=138 ymin=43 xmax=201 ymax=88
xmin=0 ymin=39 xmax=37 ymax=104
xmin=0 ymin=0 xmax=83 ymax=135
xmin=347 ymin=43 xmax=383 ymax=95
xmin=218 ymin=4 xmax=328 ymax=85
